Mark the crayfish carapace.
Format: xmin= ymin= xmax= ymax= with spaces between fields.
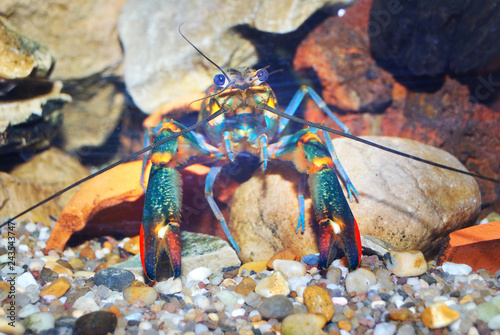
xmin=140 ymin=65 xmax=362 ymax=281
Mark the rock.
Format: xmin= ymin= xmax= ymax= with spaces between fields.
xmin=374 ymin=322 xmax=397 ymax=335
xmin=396 ymin=324 xmax=416 ymax=335
xmin=94 ymin=268 xmax=135 ymax=292
xmin=24 ymin=313 xmax=55 ymax=333
xmin=39 ymin=277 xmax=71 ymax=298
xmin=272 ymin=260 xmax=306 ymax=278
xmin=255 ymin=271 xmax=291 ymax=298
xmin=123 ymin=286 xmax=157 ymax=306
xmin=389 ymin=308 xmax=413 ymax=322
xmin=18 ymin=304 xmax=41 ymax=319
xmin=441 ymin=262 xmax=473 ymax=276
xmin=72 ymin=296 xmax=99 ymax=313
xmin=186 ymin=267 xmax=212 ymax=283
xmin=488 ymin=314 xmax=500 ymax=330
xmin=74 ymin=311 xmax=117 ymax=335
xmin=235 ymin=277 xmax=256 ymax=296
xmin=384 ymin=250 xmax=427 ymax=277
xmin=360 ymin=235 xmax=397 ymax=257
xmin=123 ymin=236 xmax=140 ymax=255
xmin=421 ymin=302 xmax=460 ymax=329
xmin=303 ymin=285 xmax=335 ymax=321
xmin=239 ymin=261 xmax=269 ymax=275
xmin=258 ymin=295 xmax=294 ymax=319
xmin=0 ymin=17 xmax=53 ymax=79
xmin=229 ymin=137 xmax=480 ymax=262
xmin=476 ymin=297 xmax=500 ymax=323
xmin=345 ymin=267 xmax=377 ymax=294
xmin=215 ymin=290 xmax=244 ymax=306
xmin=154 ymin=277 xmax=182 ymax=295
xmin=79 ymin=247 xmax=96 ymax=260
xmin=267 ymin=249 xmax=302 ymax=269
xmin=301 ymin=254 xmax=319 ymax=266
xmin=15 ymin=272 xmax=37 ymax=290
xmin=0 ymin=316 xmax=26 ymax=334
xmin=295 ymin=0 xmax=393 ymax=112
xmin=118 ymin=0 xmax=351 ymax=114
xmin=442 ymin=221 xmax=500 ymax=274
xmin=281 ymin=313 xmax=327 ymax=335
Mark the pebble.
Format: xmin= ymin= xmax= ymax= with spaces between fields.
xmin=421 ymin=302 xmax=460 ymax=329
xmin=15 ymin=272 xmax=38 ymax=290
xmin=79 ymin=247 xmax=96 ymax=260
xmin=154 ymin=277 xmax=182 ymax=295
xmin=258 ymin=295 xmax=294 ymax=319
xmin=374 ymin=322 xmax=397 ymax=335
xmin=389 ymin=307 xmax=413 ymax=321
xmin=273 ymin=259 xmax=306 ymax=278
xmin=235 ymin=276 xmax=256 ymax=295
xmin=24 ymin=312 xmax=55 ymax=333
xmin=488 ymin=314 xmax=500 ymax=330
xmin=0 ymin=316 xmax=26 ymax=334
xmin=302 ymin=254 xmax=319 ymax=266
xmin=396 ymin=323 xmax=416 ymax=335
xmin=281 ymin=313 xmax=327 ymax=335
xmin=123 ymin=286 xmax=158 ymax=305
xmin=267 ymin=249 xmax=301 ymax=269
xmin=72 ymin=296 xmax=100 ymax=312
xmin=239 ymin=260 xmax=268 ymax=274
xmin=255 ymin=271 xmax=291 ymax=298
xmin=93 ymin=267 xmax=135 ymax=292
xmin=338 ymin=319 xmax=352 ymax=331
xmin=194 ymin=295 xmax=211 ymax=309
xmin=303 ymin=285 xmax=335 ymax=321
xmin=75 ymin=311 xmax=117 ymax=335
xmin=345 ymin=267 xmax=377 ymax=294
xmin=384 ymin=250 xmax=427 ymax=277
xmin=216 ymin=289 xmax=244 ymax=306
xmin=441 ymin=262 xmax=473 ymax=276
xmin=476 ymin=300 xmax=500 ymax=323
xmin=18 ymin=304 xmax=41 ymax=318
xmin=39 ymin=277 xmax=71 ymax=298
xmin=123 ymin=236 xmax=140 ymax=254
xmin=186 ymin=266 xmax=212 ymax=282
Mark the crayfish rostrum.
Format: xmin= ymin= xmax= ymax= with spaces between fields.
xmin=140 ymin=66 xmax=362 ymax=281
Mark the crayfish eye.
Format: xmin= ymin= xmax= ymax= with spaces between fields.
xmin=214 ymin=74 xmax=227 ymax=87
xmin=256 ymin=69 xmax=269 ymax=83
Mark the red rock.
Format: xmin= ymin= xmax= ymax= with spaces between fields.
xmin=441 ymin=221 xmax=500 ymax=274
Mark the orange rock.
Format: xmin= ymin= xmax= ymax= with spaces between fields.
xmin=80 ymin=247 xmax=95 ymax=260
xmin=235 ymin=277 xmax=256 ymax=295
xmin=441 ymin=221 xmax=500 ymax=274
xmin=40 ymin=277 xmax=71 ymax=298
xmin=238 ymin=261 xmax=268 ymax=275
xmin=109 ymin=305 xmax=120 ymax=317
xmin=389 ymin=307 xmax=413 ymax=321
xmin=94 ymin=263 xmax=109 ymax=272
xmin=338 ymin=320 xmax=352 ymax=332
xmin=123 ymin=235 xmax=140 ymax=255
xmin=303 ymin=285 xmax=335 ymax=321
xmin=266 ymin=248 xmax=301 ymax=269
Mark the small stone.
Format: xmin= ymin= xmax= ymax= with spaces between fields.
xmin=303 ymin=285 xmax=335 ymax=321
xmin=326 ymin=267 xmax=342 ymax=285
xmin=72 ymin=296 xmax=99 ymax=312
xmin=73 ymin=271 xmax=95 ymax=279
xmin=476 ymin=301 xmax=500 ymax=323
xmin=122 ymin=236 xmax=140 ymax=254
xmin=258 ymin=295 xmax=294 ymax=319
xmin=273 ymin=260 xmax=306 ymax=278
xmin=374 ymin=322 xmax=397 ymax=335
xmin=39 ymin=277 xmax=71 ymax=298
xmin=421 ymin=302 xmax=460 ymax=329
xmin=460 ymin=294 xmax=474 ymax=304
xmin=239 ymin=261 xmax=268 ymax=275
xmin=396 ymin=323 xmax=416 ymax=335
xmin=441 ymin=262 xmax=472 ymax=276
xmin=389 ymin=307 xmax=413 ymax=321
xmin=245 ymin=292 xmax=262 ymax=308
xmin=15 ymin=272 xmax=38 ymax=290
xmin=345 ymin=267 xmax=377 ymax=294
xmin=281 ymin=313 xmax=327 ymax=335
xmin=215 ymin=290 xmax=244 ymax=306
xmin=68 ymin=257 xmax=85 ymax=270
xmin=94 ymin=268 xmax=135 ymax=292
xmin=487 ymin=314 xmax=500 ymax=330
xmin=343 ymin=305 xmax=356 ymax=319
xmin=123 ymin=286 xmax=157 ymax=306
xmin=154 ymin=277 xmax=182 ymax=295
xmin=193 ymin=295 xmax=211 ymax=310
xmin=302 ymin=254 xmax=319 ymax=266
xmin=255 ymin=271 xmax=291 ymax=298
xmin=24 ymin=313 xmax=55 ymax=333
xmin=80 ymin=247 xmax=95 ymax=260
xmin=267 ymin=249 xmax=301 ymax=269
xmin=235 ymin=276 xmax=256 ymax=295
xmin=75 ymin=311 xmax=117 ymax=335
xmin=338 ymin=320 xmax=352 ymax=331
xmin=0 ymin=316 xmax=26 ymax=334
xmin=186 ymin=266 xmax=212 ymax=282
xmin=44 ymin=262 xmax=74 ymax=277
xmin=384 ymin=250 xmax=427 ymax=277
xmin=18 ymin=304 xmax=41 ymax=318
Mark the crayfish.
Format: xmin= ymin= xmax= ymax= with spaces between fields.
xmin=140 ymin=57 xmax=363 ymax=281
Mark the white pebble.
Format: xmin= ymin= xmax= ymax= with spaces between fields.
xmin=231 ymin=308 xmax=246 ymax=317
xmin=124 ymin=313 xmax=143 ymax=321
xmin=18 ymin=245 xmax=29 ymax=252
xmin=25 ymin=222 xmax=37 ymax=233
xmin=28 ymin=260 xmax=45 ymax=272
xmin=138 ymin=321 xmax=152 ymax=331
xmin=195 ymin=323 xmax=209 ymax=334
xmin=72 ymin=296 xmax=99 ymax=312
xmin=441 ymin=262 xmax=472 ymax=276
xmin=373 ymin=322 xmax=396 ymax=335
xmin=488 ymin=314 xmax=500 ymax=330
xmin=18 ymin=304 xmax=41 ymax=318
xmin=272 ymin=259 xmax=306 ymax=278
xmin=371 ymin=300 xmax=386 ymax=310
xmin=36 ymin=241 xmax=46 ymax=249
xmin=194 ymin=295 xmax=211 ymax=309
xmin=24 ymin=313 xmax=55 ymax=333
xmin=154 ymin=277 xmax=182 ymax=295
xmin=345 ymin=268 xmax=377 ymax=294
xmin=15 ymin=272 xmax=38 ymax=290
xmin=187 ymin=267 xmax=212 ymax=283
xmin=287 ymin=276 xmax=311 ymax=291
xmin=38 ymin=227 xmax=51 ymax=241
xmin=216 ymin=290 xmax=244 ymax=306
xmin=332 ymin=297 xmax=348 ymax=306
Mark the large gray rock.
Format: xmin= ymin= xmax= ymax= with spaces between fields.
xmin=118 ymin=0 xmax=353 ymax=113
xmin=228 ymin=136 xmax=481 ymax=262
